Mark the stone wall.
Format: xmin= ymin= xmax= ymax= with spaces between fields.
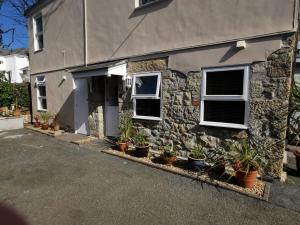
xmin=88 ymin=77 xmax=105 ymax=138
xmin=120 ymin=34 xmax=295 ymax=178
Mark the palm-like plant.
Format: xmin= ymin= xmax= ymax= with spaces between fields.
xmin=119 ymin=112 xmax=133 ymax=142
xmin=226 ymin=141 xmax=264 ymax=174
xmin=289 ymin=79 xmax=300 ymax=145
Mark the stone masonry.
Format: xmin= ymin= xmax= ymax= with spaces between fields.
xmin=119 ymin=34 xmax=296 ymax=178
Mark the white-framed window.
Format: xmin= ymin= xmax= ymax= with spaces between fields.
xmin=131 ymin=72 xmax=162 ymax=120
xmin=200 ymin=66 xmax=249 ymax=129
xmin=135 ymin=0 xmax=164 ymax=8
xmin=33 ymin=13 xmax=44 ymax=51
xmin=36 ymin=76 xmax=47 ymax=111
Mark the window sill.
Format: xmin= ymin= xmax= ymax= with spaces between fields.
xmin=133 ymin=116 xmax=162 ymax=121
xmin=135 ymin=0 xmax=166 ymax=10
xmin=37 ymin=109 xmax=47 ymax=112
xmin=199 ymin=121 xmax=248 ymax=130
xmin=34 ymin=49 xmax=43 ymax=54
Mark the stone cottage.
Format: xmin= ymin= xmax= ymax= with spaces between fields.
xmin=25 ymin=0 xmax=299 ymax=178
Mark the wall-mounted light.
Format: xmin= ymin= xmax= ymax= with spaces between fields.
xmin=236 ymin=40 xmax=247 ymax=49
xmin=125 ymin=77 xmax=132 ymax=88
xmin=62 ymin=75 xmax=67 ymax=80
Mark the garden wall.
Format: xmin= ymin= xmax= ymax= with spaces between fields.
xmin=119 ymin=34 xmax=295 ymax=178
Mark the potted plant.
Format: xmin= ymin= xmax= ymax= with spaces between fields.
xmin=118 ymin=113 xmax=133 ymax=152
xmin=118 ymin=135 xmax=129 ymax=153
xmin=40 ymin=112 xmax=52 ymax=130
xmin=50 ymin=114 xmax=60 ymax=131
xmin=227 ymin=141 xmax=264 ymax=188
xmin=188 ymin=145 xmax=206 ymax=171
xmin=161 ymin=143 xmax=177 ymax=166
xmin=133 ymin=132 xmax=149 ymax=158
xmin=33 ymin=114 xmax=40 ymax=127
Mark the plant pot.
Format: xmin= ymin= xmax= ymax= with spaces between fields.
xmin=41 ymin=123 xmax=49 ymax=130
xmin=214 ymin=162 xmax=226 ymax=175
xmin=294 ymin=149 xmax=300 ymax=174
xmin=235 ymin=170 xmax=258 ymax=188
xmin=53 ymin=124 xmax=60 ymax=131
xmin=33 ymin=121 xmax=40 ymax=128
xmin=188 ymin=155 xmax=206 ymax=171
xmin=118 ymin=142 xmax=128 ymax=153
xmin=135 ymin=145 xmax=149 ymax=158
xmin=162 ymin=156 xmax=177 ymax=166
xmin=13 ymin=110 xmax=21 ymax=117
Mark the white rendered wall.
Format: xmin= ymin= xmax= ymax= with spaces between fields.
xmin=3 ymin=55 xmax=29 ymax=83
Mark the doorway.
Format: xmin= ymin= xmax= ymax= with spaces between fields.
xmin=105 ymin=76 xmax=120 ymax=137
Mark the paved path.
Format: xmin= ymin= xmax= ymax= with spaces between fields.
xmin=0 ymin=129 xmax=299 ymax=225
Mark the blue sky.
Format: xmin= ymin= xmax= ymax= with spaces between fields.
xmin=0 ymin=1 xmax=29 ymax=49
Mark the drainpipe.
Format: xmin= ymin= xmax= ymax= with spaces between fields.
xmin=83 ymin=0 xmax=88 ymax=66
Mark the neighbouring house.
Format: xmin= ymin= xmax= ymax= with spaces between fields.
xmin=25 ymin=0 xmax=299 ymax=178
xmin=0 ymin=48 xmax=30 ymax=83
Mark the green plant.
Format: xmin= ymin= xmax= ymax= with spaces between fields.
xmin=161 ymin=143 xmax=177 ymax=158
xmin=189 ymin=145 xmax=206 ymax=159
xmin=133 ymin=133 xmax=148 ymax=147
xmin=226 ymin=141 xmax=264 ymax=174
xmin=288 ymin=79 xmax=300 ymax=146
xmin=119 ymin=112 xmax=133 ymax=142
xmin=40 ymin=112 xmax=52 ymax=124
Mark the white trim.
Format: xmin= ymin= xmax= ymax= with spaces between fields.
xmin=131 ymin=72 xmax=161 ymax=99
xmin=199 ymin=121 xmax=248 ymax=130
xmin=132 ymin=72 xmax=162 ymax=120
xmin=33 ymin=13 xmax=44 ymax=52
xmin=132 ymin=115 xmax=162 ymax=121
xmin=200 ymin=66 xmax=249 ymax=129
xmin=36 ymin=75 xmax=47 ymax=111
xmin=135 ymin=0 xmax=166 ymax=8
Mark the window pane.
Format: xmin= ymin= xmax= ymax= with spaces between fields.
xmin=36 ymin=76 xmax=45 ymax=82
xmin=204 ymin=101 xmax=245 ymax=124
xmin=39 ymin=98 xmax=47 ymax=110
xmin=136 ymin=99 xmax=160 ymax=118
xmin=37 ymin=34 xmax=44 ymax=49
xmin=36 ymin=17 xmax=43 ymax=32
xmin=135 ymin=76 xmax=158 ymax=95
xmin=38 ymin=86 xmax=46 ymax=97
xmin=206 ymin=69 xmax=244 ymax=95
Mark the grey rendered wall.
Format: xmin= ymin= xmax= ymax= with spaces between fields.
xmin=31 ymin=71 xmax=75 ymax=130
xmin=28 ymin=0 xmax=296 ymax=74
xmin=28 ymin=0 xmax=84 ymax=74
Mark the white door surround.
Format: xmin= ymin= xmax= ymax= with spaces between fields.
xmin=74 ymin=78 xmax=90 ymax=135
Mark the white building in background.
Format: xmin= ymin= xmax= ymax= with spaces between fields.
xmin=0 ymin=48 xmax=29 ymax=83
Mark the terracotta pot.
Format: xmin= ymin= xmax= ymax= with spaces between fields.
xmin=53 ymin=124 xmax=60 ymax=131
xmin=135 ymin=145 xmax=149 ymax=158
xmin=33 ymin=121 xmax=40 ymax=128
xmin=41 ymin=123 xmax=49 ymax=130
xmin=294 ymin=149 xmax=300 ymax=174
xmin=235 ymin=170 xmax=258 ymax=188
xmin=118 ymin=142 xmax=128 ymax=153
xmin=188 ymin=155 xmax=206 ymax=171
xmin=13 ymin=110 xmax=21 ymax=117
xmin=162 ymin=156 xmax=177 ymax=166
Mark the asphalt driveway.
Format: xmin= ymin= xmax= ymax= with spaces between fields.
xmin=0 ymin=129 xmax=299 ymax=225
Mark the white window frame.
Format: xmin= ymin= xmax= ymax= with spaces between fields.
xmin=132 ymin=72 xmax=162 ymax=121
xmin=135 ymin=0 xmax=165 ymax=8
xmin=200 ymin=66 xmax=249 ymax=129
xmin=33 ymin=13 xmax=44 ymax=51
xmin=36 ymin=76 xmax=47 ymax=111
xmin=131 ymin=72 xmax=161 ymax=99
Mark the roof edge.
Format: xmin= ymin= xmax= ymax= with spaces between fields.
xmin=24 ymin=0 xmax=52 ymax=17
